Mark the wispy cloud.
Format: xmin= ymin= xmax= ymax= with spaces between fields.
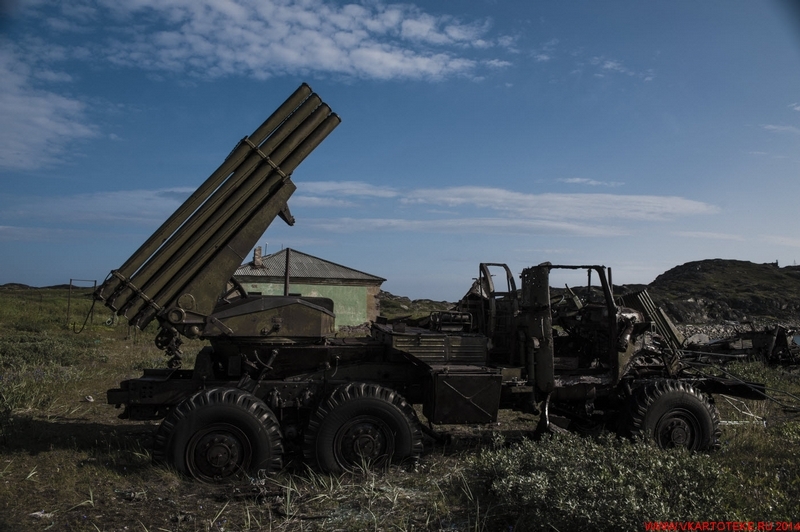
xmin=2 ymin=181 xmax=719 ymax=240
xmin=789 ymin=103 xmax=800 ymax=112
xmin=300 ymin=182 xmax=717 ymax=236
xmin=572 ymin=54 xmax=654 ymax=82
xmin=32 ymin=0 xmax=513 ymax=81
xmin=558 ymin=177 xmax=624 ymax=187
xmin=401 ymin=186 xmax=717 ymax=221
xmin=1 ymin=188 xmax=194 ymax=226
xmin=0 ymin=43 xmax=97 ymax=171
xmin=290 ymin=196 xmax=356 ymax=209
xmin=762 ymin=124 xmax=800 ymax=134
xmin=532 ymin=38 xmax=558 ymax=63
xmin=301 ymin=181 xmax=399 ymax=198
xmin=672 ymin=231 xmax=745 ymax=241
xmin=293 ymin=181 xmax=398 ymax=208
xmin=305 ymin=216 xmax=627 ymax=237
xmin=2 ymin=0 xmax=517 ymax=171
xmin=0 ymin=225 xmax=65 ymax=242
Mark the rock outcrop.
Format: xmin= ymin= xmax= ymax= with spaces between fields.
xmin=644 ymin=259 xmax=800 ymax=325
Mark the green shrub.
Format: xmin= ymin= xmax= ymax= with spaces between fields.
xmin=465 ymin=432 xmax=730 ymax=531
xmin=0 ymin=331 xmax=99 ymax=411
xmin=0 ymin=363 xmax=86 ymax=411
xmin=0 ymin=332 xmax=97 ymax=367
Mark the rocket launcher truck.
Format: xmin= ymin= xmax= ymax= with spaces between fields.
xmin=97 ymin=84 xmax=766 ymax=482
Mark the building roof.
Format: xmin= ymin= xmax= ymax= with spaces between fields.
xmin=235 ymin=248 xmax=385 ymax=283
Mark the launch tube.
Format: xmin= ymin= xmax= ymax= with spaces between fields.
xmin=134 ymin=113 xmax=340 ymax=327
xmin=108 ymin=96 xmax=323 ymax=312
xmin=123 ymin=104 xmax=336 ymax=322
xmin=96 ymin=84 xmax=313 ymax=305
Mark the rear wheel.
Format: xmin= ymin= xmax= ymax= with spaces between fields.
xmin=304 ymin=383 xmax=423 ymax=473
xmin=630 ymin=380 xmax=720 ymax=451
xmin=153 ymin=388 xmax=283 ymax=482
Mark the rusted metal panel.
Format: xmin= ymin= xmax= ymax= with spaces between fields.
xmin=373 ymin=323 xmax=488 ymax=364
xmin=424 ymin=365 xmax=503 ymax=424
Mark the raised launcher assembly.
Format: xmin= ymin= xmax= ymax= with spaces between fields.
xmin=95 ymin=84 xmax=340 ymax=368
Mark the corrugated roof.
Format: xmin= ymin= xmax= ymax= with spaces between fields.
xmin=235 ymin=248 xmax=385 ymax=283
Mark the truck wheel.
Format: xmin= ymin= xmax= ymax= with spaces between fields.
xmin=304 ymin=383 xmax=423 ymax=473
xmin=630 ymin=380 xmax=721 ymax=451
xmin=153 ymin=388 xmax=283 ymax=482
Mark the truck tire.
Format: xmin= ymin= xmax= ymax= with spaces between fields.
xmin=629 ymin=379 xmax=721 ymax=451
xmin=304 ymin=383 xmax=423 ymax=473
xmin=153 ymin=388 xmax=283 ymax=482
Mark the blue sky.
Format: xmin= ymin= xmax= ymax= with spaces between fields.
xmin=1 ymin=0 xmax=799 ymax=301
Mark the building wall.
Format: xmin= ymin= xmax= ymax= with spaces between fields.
xmin=241 ymin=281 xmax=378 ymax=328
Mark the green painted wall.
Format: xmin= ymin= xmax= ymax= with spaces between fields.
xmin=242 ymin=282 xmax=371 ymax=328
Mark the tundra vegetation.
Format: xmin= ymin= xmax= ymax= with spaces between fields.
xmin=0 ymin=287 xmax=798 ymax=531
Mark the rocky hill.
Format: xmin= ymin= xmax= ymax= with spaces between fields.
xmin=644 ymin=259 xmax=800 ymax=325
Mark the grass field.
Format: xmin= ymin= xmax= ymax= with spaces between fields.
xmin=1 ymin=288 xmax=799 ymax=531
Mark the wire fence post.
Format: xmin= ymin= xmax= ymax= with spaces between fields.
xmin=67 ymin=279 xmax=97 ymax=327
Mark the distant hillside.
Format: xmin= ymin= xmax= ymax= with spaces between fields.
xmin=0 ymin=283 xmax=89 ymax=290
xmin=377 ymin=290 xmax=453 ymax=320
xmin=0 ymin=283 xmax=33 ymax=290
xmin=646 ymin=259 xmax=800 ymax=324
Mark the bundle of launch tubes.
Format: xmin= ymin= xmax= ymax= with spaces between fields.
xmin=94 ymin=84 xmax=340 ymax=330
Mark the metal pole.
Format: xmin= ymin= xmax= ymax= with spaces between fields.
xmin=284 ymin=248 xmax=291 ymax=296
xmin=91 ymin=280 xmax=96 ymax=325
xmin=67 ymin=279 xmax=73 ymax=326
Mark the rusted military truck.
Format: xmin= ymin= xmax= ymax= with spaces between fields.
xmin=98 ymin=84 xmax=764 ymax=482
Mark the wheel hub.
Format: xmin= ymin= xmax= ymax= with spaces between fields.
xmin=336 ymin=417 xmax=392 ymax=468
xmin=345 ymin=423 xmax=384 ymax=458
xmin=664 ymin=419 xmax=689 ymax=446
xmin=188 ymin=426 xmax=249 ymax=480
xmin=199 ymin=434 xmax=240 ymax=469
xmin=656 ymin=410 xmax=700 ymax=449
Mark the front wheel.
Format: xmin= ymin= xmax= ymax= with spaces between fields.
xmin=153 ymin=388 xmax=283 ymax=482
xmin=304 ymin=383 xmax=423 ymax=473
xmin=629 ymin=380 xmax=720 ymax=451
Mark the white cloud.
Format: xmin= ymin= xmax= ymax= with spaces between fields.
xmin=2 ymin=188 xmax=194 ymax=226
xmin=672 ymin=231 xmax=745 ymax=241
xmin=789 ymin=103 xmax=800 ymax=112
xmin=57 ymin=0 xmax=508 ymax=81
xmin=762 ymin=124 xmax=800 ymax=134
xmin=1 ymin=0 xmax=516 ymax=171
xmin=582 ymin=54 xmax=654 ymax=82
xmin=401 ymin=186 xmax=718 ymax=221
xmin=485 ymin=59 xmax=512 ymax=69
xmin=302 ymin=181 xmax=399 ymax=198
xmin=305 ymin=216 xmax=626 ymax=237
xmin=291 ymin=196 xmax=356 ymax=208
xmin=294 ymin=180 xmax=715 ymax=224
xmin=0 ymin=44 xmax=98 ymax=171
xmin=531 ymin=38 xmax=557 ymax=63
xmin=0 ymin=225 xmax=66 ymax=242
xmin=3 ymin=181 xmax=718 ymax=240
xmin=601 ymin=60 xmax=625 ymax=72
xmin=558 ymin=177 xmax=624 ymax=187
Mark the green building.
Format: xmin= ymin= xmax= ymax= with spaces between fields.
xmin=234 ymin=248 xmax=385 ymax=329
